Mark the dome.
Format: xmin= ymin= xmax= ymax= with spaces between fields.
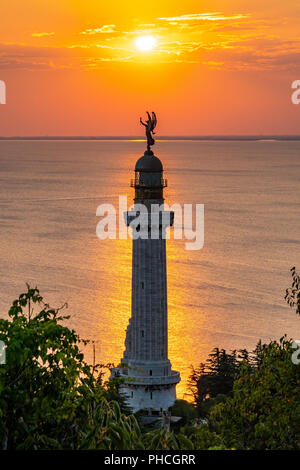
xmin=135 ymin=150 xmax=163 ymax=172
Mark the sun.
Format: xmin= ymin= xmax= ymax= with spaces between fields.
xmin=135 ymin=35 xmax=157 ymax=52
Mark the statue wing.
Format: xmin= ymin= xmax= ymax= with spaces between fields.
xmin=152 ymin=112 xmax=157 ymax=131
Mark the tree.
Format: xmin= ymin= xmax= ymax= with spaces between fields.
xmin=285 ymin=266 xmax=300 ymax=315
xmin=183 ymin=422 xmax=227 ymax=450
xmin=143 ymin=427 xmax=193 ymax=450
xmin=0 ymin=286 xmax=193 ymax=450
xmin=210 ymin=337 xmax=300 ymax=450
xmin=205 ymin=348 xmax=239 ymax=397
xmin=0 ymin=286 xmax=143 ymax=449
xmin=188 ymin=348 xmax=241 ymax=416
xmin=170 ymin=399 xmax=197 ymax=426
xmin=0 ymin=286 xmax=110 ymax=449
xmin=188 ymin=363 xmax=209 ymax=411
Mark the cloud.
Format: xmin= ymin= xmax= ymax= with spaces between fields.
xmin=32 ymin=32 xmax=55 ymax=38
xmin=176 ymin=36 xmax=300 ymax=70
xmin=0 ymin=42 xmax=81 ymax=70
xmin=2 ymin=11 xmax=300 ymax=72
xmin=0 ymin=42 xmax=136 ymax=70
xmin=158 ymin=13 xmax=249 ymax=22
xmin=83 ymin=55 xmax=135 ymax=66
xmin=81 ymin=25 xmax=117 ymax=35
xmin=69 ymin=43 xmax=130 ymax=52
xmin=157 ymin=41 xmax=203 ymax=55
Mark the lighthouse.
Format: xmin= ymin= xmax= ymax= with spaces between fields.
xmin=111 ymin=113 xmax=180 ymax=415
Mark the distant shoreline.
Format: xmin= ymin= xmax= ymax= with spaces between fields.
xmin=1 ymin=135 xmax=300 ymax=141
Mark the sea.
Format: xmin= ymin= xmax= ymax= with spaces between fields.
xmin=0 ymin=139 xmax=299 ymax=398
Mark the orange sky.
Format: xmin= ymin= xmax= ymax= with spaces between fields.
xmin=1 ymin=0 xmax=300 ymax=135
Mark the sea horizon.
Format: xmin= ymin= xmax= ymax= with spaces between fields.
xmin=1 ymin=135 xmax=300 ymax=141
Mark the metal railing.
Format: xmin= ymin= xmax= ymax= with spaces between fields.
xmin=130 ymin=179 xmax=168 ymax=188
xmin=114 ymin=369 xmax=181 ymax=386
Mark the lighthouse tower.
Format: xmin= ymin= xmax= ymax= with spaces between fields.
xmin=111 ymin=143 xmax=180 ymax=415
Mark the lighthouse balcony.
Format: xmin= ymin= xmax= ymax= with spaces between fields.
xmin=111 ymin=368 xmax=180 ymax=386
xmin=130 ymin=178 xmax=168 ymax=189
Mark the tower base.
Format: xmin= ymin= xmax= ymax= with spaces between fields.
xmin=110 ymin=367 xmax=180 ymax=414
xmin=121 ymin=384 xmax=177 ymax=414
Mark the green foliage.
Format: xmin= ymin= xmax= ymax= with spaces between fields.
xmin=143 ymin=427 xmax=193 ymax=450
xmin=183 ymin=423 xmax=227 ymax=450
xmin=198 ymin=394 xmax=228 ymax=418
xmin=210 ymin=337 xmax=300 ymax=450
xmin=186 ymin=269 xmax=300 ymax=450
xmin=170 ymin=399 xmax=197 ymax=425
xmin=285 ymin=266 xmax=300 ymax=315
xmin=102 ymin=374 xmax=133 ymax=416
xmin=0 ymin=286 xmax=110 ymax=449
xmin=1 ymin=270 xmax=299 ymax=451
xmin=0 ymin=286 xmax=193 ymax=450
xmin=189 ymin=348 xmax=243 ymax=416
xmin=92 ymin=400 xmax=144 ymax=450
xmin=188 ymin=348 xmax=239 ymax=408
xmin=188 ymin=342 xmax=266 ymax=419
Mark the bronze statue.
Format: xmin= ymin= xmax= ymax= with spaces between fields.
xmin=140 ymin=111 xmax=157 ymax=152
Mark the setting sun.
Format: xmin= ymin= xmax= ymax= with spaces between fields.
xmin=135 ymin=35 xmax=156 ymax=52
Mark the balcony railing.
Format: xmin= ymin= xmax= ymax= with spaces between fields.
xmin=130 ymin=179 xmax=168 ymax=188
xmin=112 ymin=368 xmax=181 ymax=386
